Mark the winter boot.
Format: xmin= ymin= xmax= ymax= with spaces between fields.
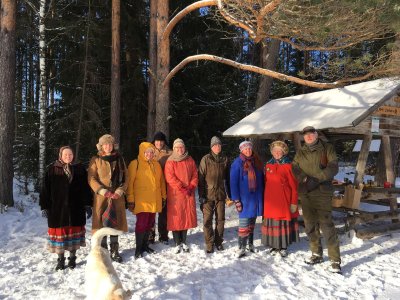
xmin=236 ymin=236 xmax=247 ymax=258
xmin=304 ymin=253 xmax=323 ymax=265
xmin=110 ymin=242 xmax=123 ymax=263
xmin=142 ymin=231 xmax=156 ymax=254
xmin=135 ymin=232 xmax=145 ymax=259
xmin=247 ymin=233 xmax=255 ymax=253
xmin=55 ymin=255 xmax=65 ymax=271
xmin=148 ymin=227 xmax=156 ymax=244
xmin=67 ymin=251 xmax=77 ymax=269
xmin=328 ymin=261 xmax=342 ymax=274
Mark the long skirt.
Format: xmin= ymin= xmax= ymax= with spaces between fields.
xmin=261 ymin=218 xmax=299 ymax=249
xmin=47 ymin=226 xmax=86 ymax=254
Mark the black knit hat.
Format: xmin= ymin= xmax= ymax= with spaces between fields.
xmin=153 ymin=131 xmax=167 ymax=143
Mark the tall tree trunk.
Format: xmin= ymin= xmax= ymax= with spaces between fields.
xmin=110 ymin=0 xmax=121 ymax=143
xmin=155 ymin=0 xmax=170 ymax=138
xmin=146 ymin=0 xmax=157 ymax=141
xmin=0 ymin=0 xmax=16 ymax=208
xmin=38 ymin=0 xmax=47 ymax=186
xmin=75 ymin=0 xmax=91 ymax=161
xmin=252 ymin=38 xmax=280 ymax=162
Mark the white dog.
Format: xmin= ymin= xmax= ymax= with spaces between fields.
xmin=85 ymin=227 xmax=131 ymax=300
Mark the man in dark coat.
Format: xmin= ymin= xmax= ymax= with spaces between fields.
xmin=292 ymin=126 xmax=341 ymax=273
xmin=198 ymin=136 xmax=230 ymax=253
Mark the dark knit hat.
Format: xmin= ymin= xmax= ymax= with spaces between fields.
xmin=302 ymin=126 xmax=317 ymax=135
xmin=153 ymin=131 xmax=167 ymax=143
xmin=210 ymin=136 xmax=222 ymax=148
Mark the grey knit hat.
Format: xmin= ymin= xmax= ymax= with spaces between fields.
xmin=173 ymin=138 xmax=185 ymax=148
xmin=210 ymin=136 xmax=222 ymax=148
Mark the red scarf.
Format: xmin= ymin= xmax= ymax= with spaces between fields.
xmin=240 ymin=153 xmax=257 ymax=192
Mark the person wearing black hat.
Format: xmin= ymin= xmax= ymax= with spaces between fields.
xmin=292 ymin=126 xmax=341 ymax=273
xmin=149 ymin=131 xmax=173 ymax=244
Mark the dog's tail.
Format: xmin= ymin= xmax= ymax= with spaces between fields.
xmin=91 ymin=227 xmax=123 ymax=249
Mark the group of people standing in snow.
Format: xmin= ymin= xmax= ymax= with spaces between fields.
xmin=39 ymin=125 xmax=342 ymax=274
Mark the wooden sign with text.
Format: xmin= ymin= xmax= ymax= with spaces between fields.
xmin=373 ymin=105 xmax=400 ymax=117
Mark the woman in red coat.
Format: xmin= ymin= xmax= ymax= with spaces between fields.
xmin=262 ymin=141 xmax=299 ymax=257
xmin=164 ymin=138 xmax=198 ymax=254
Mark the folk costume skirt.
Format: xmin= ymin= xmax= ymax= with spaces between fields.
xmin=261 ymin=218 xmax=299 ymax=249
xmin=47 ymin=226 xmax=86 ymax=254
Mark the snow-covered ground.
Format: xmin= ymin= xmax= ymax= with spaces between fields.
xmin=1 ymin=175 xmax=400 ymax=300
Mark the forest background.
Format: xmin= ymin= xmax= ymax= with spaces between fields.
xmin=1 ymin=0 xmax=400 ymax=208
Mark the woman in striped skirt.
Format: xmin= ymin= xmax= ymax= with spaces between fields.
xmin=262 ymin=141 xmax=299 ymax=257
xmin=40 ymin=146 xmax=93 ymax=270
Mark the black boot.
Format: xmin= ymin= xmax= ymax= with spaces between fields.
xmin=110 ymin=242 xmax=123 ymax=263
xmin=237 ymin=237 xmax=247 ymax=258
xmin=67 ymin=251 xmax=77 ymax=269
xmin=248 ymin=233 xmax=255 ymax=253
xmin=135 ymin=232 xmax=145 ymax=259
xmin=142 ymin=231 xmax=156 ymax=254
xmin=55 ymin=255 xmax=65 ymax=271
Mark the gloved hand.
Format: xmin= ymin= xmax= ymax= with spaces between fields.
xmin=42 ymin=209 xmax=48 ymax=218
xmin=234 ymin=200 xmax=243 ymax=213
xmin=127 ymin=202 xmax=135 ymax=212
xmin=199 ymin=197 xmax=206 ymax=212
xmin=111 ymin=193 xmax=120 ymax=200
xmin=305 ymin=176 xmax=320 ymax=192
xmin=225 ymin=198 xmax=234 ymax=207
xmin=162 ymin=198 xmax=167 ymax=209
xmin=85 ymin=206 xmax=92 ymax=219
xmin=104 ymin=191 xmax=113 ymax=198
xmin=290 ymin=204 xmax=297 ymax=214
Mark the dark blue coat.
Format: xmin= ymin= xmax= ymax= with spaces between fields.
xmin=230 ymin=157 xmax=264 ymax=218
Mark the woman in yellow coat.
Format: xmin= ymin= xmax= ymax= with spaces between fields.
xmin=127 ymin=142 xmax=167 ymax=258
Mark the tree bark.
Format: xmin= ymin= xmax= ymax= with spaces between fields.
xmin=110 ymin=0 xmax=121 ymax=143
xmin=75 ymin=0 xmax=91 ymax=160
xmin=252 ymin=38 xmax=280 ymax=161
xmin=0 ymin=0 xmax=16 ymax=208
xmin=146 ymin=0 xmax=157 ymax=141
xmin=155 ymin=0 xmax=170 ymax=138
xmin=38 ymin=0 xmax=47 ymax=186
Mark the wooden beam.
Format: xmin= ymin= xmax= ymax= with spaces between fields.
xmin=356 ymin=223 xmax=400 ymax=239
xmin=354 ymin=134 xmax=372 ymax=186
xmin=382 ymin=135 xmax=395 ymax=184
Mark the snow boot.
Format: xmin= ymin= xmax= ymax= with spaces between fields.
xmin=135 ymin=232 xmax=145 ymax=259
xmin=110 ymin=242 xmax=123 ymax=263
xmin=142 ymin=231 xmax=156 ymax=254
xmin=328 ymin=261 xmax=342 ymax=274
xmin=304 ymin=253 xmax=323 ymax=265
xmin=237 ymin=236 xmax=247 ymax=258
xmin=101 ymin=237 xmax=108 ymax=250
xmin=67 ymin=256 xmax=77 ymax=269
xmin=247 ymin=233 xmax=255 ymax=253
xmin=55 ymin=255 xmax=65 ymax=271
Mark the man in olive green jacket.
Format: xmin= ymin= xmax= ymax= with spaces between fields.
xmin=292 ymin=126 xmax=341 ymax=273
xmin=198 ymin=136 xmax=230 ymax=253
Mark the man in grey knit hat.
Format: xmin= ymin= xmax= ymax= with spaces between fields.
xmin=198 ymin=136 xmax=231 ymax=253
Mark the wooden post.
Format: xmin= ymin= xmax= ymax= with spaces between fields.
xmin=389 ymin=198 xmax=399 ymax=223
xmin=354 ymin=134 xmax=372 ymax=186
xmin=293 ymin=132 xmax=301 ymax=151
xmin=382 ymin=135 xmax=395 ymax=184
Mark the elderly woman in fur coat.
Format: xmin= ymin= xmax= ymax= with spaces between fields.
xmin=88 ymin=134 xmax=128 ymax=263
xmin=40 ymin=146 xmax=92 ymax=271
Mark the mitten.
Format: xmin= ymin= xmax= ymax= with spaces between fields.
xmin=85 ymin=206 xmax=92 ymax=219
xmin=305 ymin=176 xmax=320 ymax=192
xmin=104 ymin=191 xmax=113 ymax=198
xmin=41 ymin=209 xmax=48 ymax=218
xmin=110 ymin=193 xmax=120 ymax=200
xmin=234 ymin=200 xmax=243 ymax=213
xmin=199 ymin=197 xmax=206 ymax=205
xmin=162 ymin=199 xmax=167 ymax=209
xmin=290 ymin=204 xmax=297 ymax=214
xmin=225 ymin=198 xmax=234 ymax=207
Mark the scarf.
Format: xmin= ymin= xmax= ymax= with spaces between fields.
xmin=211 ymin=151 xmax=224 ymax=163
xmin=58 ymin=160 xmax=73 ymax=183
xmin=239 ymin=153 xmax=257 ymax=192
xmin=168 ymin=151 xmax=189 ymax=162
xmin=305 ymin=139 xmax=320 ymax=152
xmin=267 ymin=156 xmax=291 ymax=165
xmin=98 ymin=151 xmax=125 ymax=190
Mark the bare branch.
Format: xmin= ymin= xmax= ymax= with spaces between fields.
xmin=164 ymin=54 xmax=341 ymax=89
